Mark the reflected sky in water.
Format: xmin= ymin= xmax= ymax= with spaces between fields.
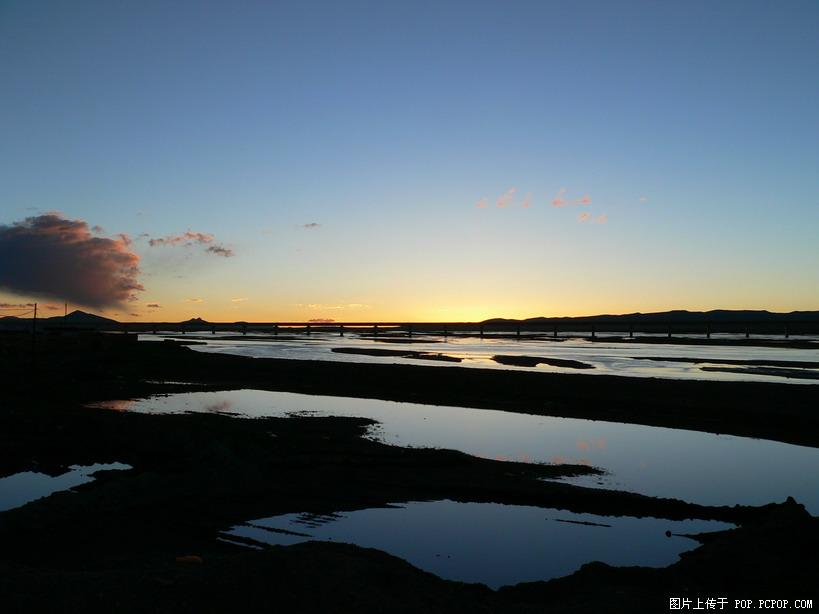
xmin=139 ymin=333 xmax=819 ymax=384
xmin=0 ymin=463 xmax=131 ymax=512
xmin=224 ymin=500 xmax=733 ymax=588
xmin=93 ymin=390 xmax=819 ymax=513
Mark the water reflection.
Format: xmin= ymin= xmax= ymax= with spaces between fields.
xmin=138 ymin=333 xmax=819 ymax=384
xmin=224 ymin=500 xmax=734 ymax=588
xmin=0 ymin=463 xmax=131 ymax=512
xmin=90 ymin=389 xmax=819 ymax=512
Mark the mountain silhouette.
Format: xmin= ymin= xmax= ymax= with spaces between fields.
xmin=484 ymin=309 xmax=819 ymax=324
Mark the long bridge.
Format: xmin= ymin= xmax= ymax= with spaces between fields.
xmin=53 ymin=319 xmax=819 ymax=339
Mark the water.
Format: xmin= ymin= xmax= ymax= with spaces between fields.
xmin=139 ymin=332 xmax=819 ymax=384
xmin=223 ymin=499 xmax=733 ymax=588
xmin=0 ymin=463 xmax=132 ymax=512
xmin=90 ymin=390 xmax=819 ymax=512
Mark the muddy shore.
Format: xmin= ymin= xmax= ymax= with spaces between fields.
xmin=1 ymin=336 xmax=817 ymax=612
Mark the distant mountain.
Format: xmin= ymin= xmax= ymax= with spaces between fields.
xmin=46 ymin=310 xmax=119 ymax=325
xmin=484 ymin=310 xmax=819 ymax=324
xmin=181 ymin=317 xmax=210 ymax=325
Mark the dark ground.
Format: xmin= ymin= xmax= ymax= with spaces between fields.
xmin=0 ymin=334 xmax=817 ymax=612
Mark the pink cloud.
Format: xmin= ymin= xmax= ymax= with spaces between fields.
xmin=551 ymin=188 xmax=568 ymax=207
xmin=475 ymin=198 xmax=488 ymax=209
xmin=496 ymin=187 xmax=517 ymax=208
xmin=521 ymin=193 xmax=532 ymax=209
xmin=578 ymin=212 xmax=590 ymax=222
xmin=595 ymin=214 xmax=608 ymax=224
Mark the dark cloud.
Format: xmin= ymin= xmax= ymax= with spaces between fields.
xmin=302 ymin=223 xmax=321 ymax=229
xmin=0 ymin=214 xmax=143 ymax=308
xmin=0 ymin=302 xmax=35 ymax=308
xmin=146 ymin=303 xmax=162 ymax=308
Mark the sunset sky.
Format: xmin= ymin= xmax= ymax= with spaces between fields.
xmin=1 ymin=1 xmax=818 ymax=322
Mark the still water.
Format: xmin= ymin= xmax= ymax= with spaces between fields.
xmin=139 ymin=332 xmax=819 ymax=384
xmin=91 ymin=389 xmax=819 ymax=513
xmin=223 ymin=500 xmax=733 ymax=588
xmin=0 ymin=463 xmax=131 ymax=512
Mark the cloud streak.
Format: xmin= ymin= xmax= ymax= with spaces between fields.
xmin=0 ymin=214 xmax=143 ymax=308
xmin=148 ymin=231 xmax=214 ymax=247
xmin=148 ymin=230 xmax=234 ymax=257
xmin=206 ymin=245 xmax=234 ymax=257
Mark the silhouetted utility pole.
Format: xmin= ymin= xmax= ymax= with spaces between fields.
xmin=31 ymin=302 xmax=38 ymax=355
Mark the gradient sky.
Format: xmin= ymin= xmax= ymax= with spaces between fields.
xmin=1 ymin=0 xmax=818 ymax=322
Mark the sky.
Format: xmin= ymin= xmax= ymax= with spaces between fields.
xmin=1 ymin=0 xmax=818 ymax=322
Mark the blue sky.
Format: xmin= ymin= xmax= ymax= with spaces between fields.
xmin=1 ymin=1 xmax=817 ymax=320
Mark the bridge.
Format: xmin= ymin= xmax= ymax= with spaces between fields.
xmin=66 ymin=319 xmax=817 ymax=339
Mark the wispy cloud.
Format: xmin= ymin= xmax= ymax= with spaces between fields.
xmin=595 ymin=214 xmax=607 ymax=224
xmin=148 ymin=231 xmax=214 ymax=247
xmin=521 ymin=193 xmax=532 ymax=209
xmin=146 ymin=303 xmax=162 ymax=309
xmin=639 ymin=196 xmax=649 ymax=203
xmin=147 ymin=230 xmax=233 ymax=257
xmin=206 ymin=245 xmax=234 ymax=258
xmin=578 ymin=212 xmax=590 ymax=222
xmin=475 ymin=198 xmax=488 ymax=209
xmin=576 ymin=194 xmax=591 ymax=205
xmin=186 ymin=297 xmax=204 ymax=303
xmin=0 ymin=213 xmax=143 ymax=308
xmin=302 ymin=222 xmax=321 ymax=229
xmin=496 ymin=187 xmax=517 ymax=208
xmin=230 ymin=297 xmax=249 ymax=302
